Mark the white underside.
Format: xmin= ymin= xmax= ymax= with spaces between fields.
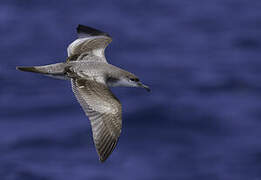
xmin=108 ymin=79 xmax=138 ymax=87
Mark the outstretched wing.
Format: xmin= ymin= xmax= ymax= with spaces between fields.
xmin=71 ymin=79 xmax=122 ymax=162
xmin=67 ymin=25 xmax=112 ymax=63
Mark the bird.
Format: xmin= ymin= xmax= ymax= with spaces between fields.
xmin=16 ymin=24 xmax=150 ymax=162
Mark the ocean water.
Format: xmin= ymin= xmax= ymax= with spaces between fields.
xmin=1 ymin=0 xmax=261 ymax=179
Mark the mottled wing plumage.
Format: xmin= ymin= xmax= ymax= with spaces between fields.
xmin=71 ymin=79 xmax=122 ymax=162
xmin=67 ymin=25 xmax=112 ymax=63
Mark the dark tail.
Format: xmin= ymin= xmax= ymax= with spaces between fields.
xmin=16 ymin=66 xmax=44 ymax=73
xmin=16 ymin=62 xmax=69 ymax=80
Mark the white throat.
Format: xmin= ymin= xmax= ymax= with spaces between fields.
xmin=107 ymin=78 xmax=137 ymax=87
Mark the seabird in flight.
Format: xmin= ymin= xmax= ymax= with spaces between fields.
xmin=16 ymin=24 xmax=150 ymax=162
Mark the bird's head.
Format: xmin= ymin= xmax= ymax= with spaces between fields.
xmin=124 ymin=74 xmax=150 ymax=92
xmin=107 ymin=72 xmax=150 ymax=92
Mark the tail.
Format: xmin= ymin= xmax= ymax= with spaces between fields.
xmin=16 ymin=62 xmax=69 ymax=80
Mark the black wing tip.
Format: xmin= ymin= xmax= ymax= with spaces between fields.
xmin=77 ymin=24 xmax=111 ymax=38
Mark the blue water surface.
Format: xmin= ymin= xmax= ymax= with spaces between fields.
xmin=1 ymin=0 xmax=261 ymax=179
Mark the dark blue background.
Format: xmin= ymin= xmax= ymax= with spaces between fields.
xmin=1 ymin=0 xmax=261 ymax=179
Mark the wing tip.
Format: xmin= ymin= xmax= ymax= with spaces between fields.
xmin=77 ymin=24 xmax=111 ymax=38
xmin=98 ymin=150 xmax=110 ymax=163
xmin=99 ymin=157 xmax=106 ymax=163
xmin=97 ymin=138 xmax=118 ymax=163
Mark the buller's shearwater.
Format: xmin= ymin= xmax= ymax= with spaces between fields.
xmin=16 ymin=24 xmax=150 ymax=162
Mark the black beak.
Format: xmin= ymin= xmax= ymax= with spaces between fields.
xmin=138 ymin=82 xmax=151 ymax=92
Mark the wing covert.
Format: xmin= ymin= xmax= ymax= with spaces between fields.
xmin=67 ymin=25 xmax=112 ymax=62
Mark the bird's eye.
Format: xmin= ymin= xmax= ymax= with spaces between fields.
xmin=130 ymin=78 xmax=139 ymax=82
